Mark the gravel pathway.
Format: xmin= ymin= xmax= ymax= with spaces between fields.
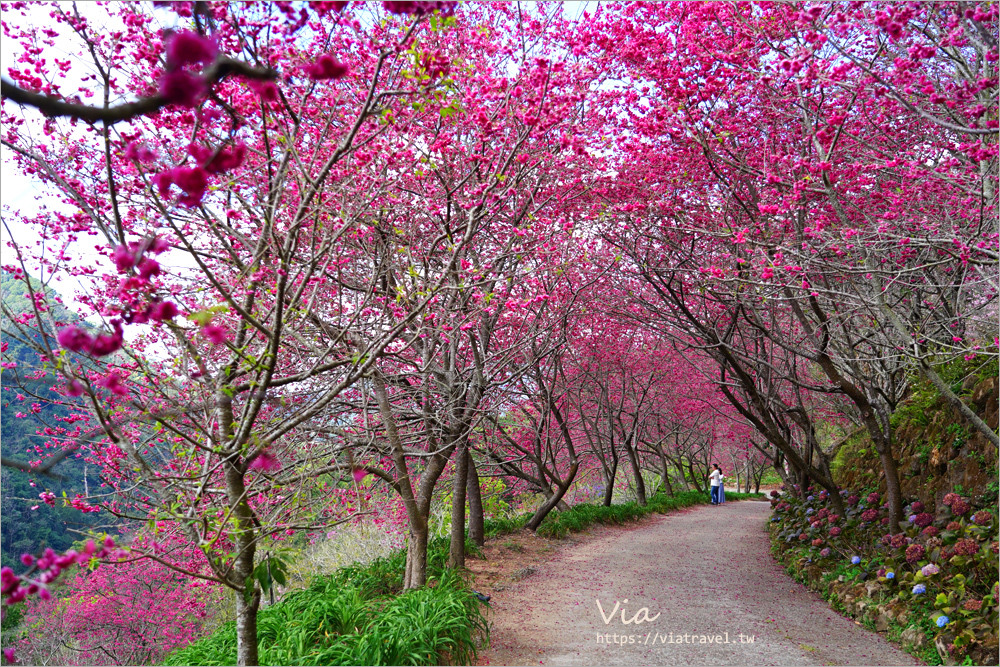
xmin=482 ymin=500 xmax=922 ymax=666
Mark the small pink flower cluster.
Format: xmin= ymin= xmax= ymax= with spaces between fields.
xmin=159 ymin=31 xmax=217 ymax=108
xmin=905 ymin=543 xmax=925 ymax=564
xmin=57 ymin=321 xmax=124 ymax=357
xmin=382 ymin=1 xmax=456 ymax=16
xmin=972 ymin=511 xmax=992 ymax=526
xmin=952 ymin=538 xmax=980 ymax=557
xmin=889 ymin=533 xmax=908 ymax=549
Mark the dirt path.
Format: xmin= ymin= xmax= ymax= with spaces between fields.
xmin=477 ymin=501 xmax=921 ymax=666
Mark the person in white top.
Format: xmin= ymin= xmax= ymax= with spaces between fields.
xmin=708 ymin=464 xmax=725 ymax=505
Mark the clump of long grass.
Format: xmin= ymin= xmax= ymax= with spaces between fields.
xmin=164 ymin=540 xmax=487 ymax=667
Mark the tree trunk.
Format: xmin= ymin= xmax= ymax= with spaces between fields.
xmin=467 ymin=456 xmax=484 ymax=548
xmin=624 ymin=441 xmax=647 ymax=506
xmin=526 ymin=464 xmax=578 ymax=531
xmin=878 ymin=447 xmax=904 ymax=528
xmin=235 ymin=590 xmax=261 ymax=666
xmin=448 ymin=440 xmax=469 ymax=569
xmin=404 ymin=524 xmax=429 ymax=589
xmin=657 ymin=448 xmax=674 ymax=496
xmin=687 ymin=460 xmax=703 ymax=493
xmin=220 ymin=391 xmax=260 ymax=667
xmin=600 ymin=459 xmax=617 ymax=506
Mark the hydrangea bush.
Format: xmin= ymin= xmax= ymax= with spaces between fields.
xmin=769 ymin=488 xmax=999 ymax=663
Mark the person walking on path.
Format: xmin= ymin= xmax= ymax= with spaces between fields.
xmin=708 ymin=463 xmax=725 ymax=505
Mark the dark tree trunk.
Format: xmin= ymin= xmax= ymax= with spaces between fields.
xmin=526 ymin=464 xmax=579 ymax=531
xmin=600 ymin=457 xmax=618 ymax=506
xmin=687 ymin=460 xmax=704 ymax=493
xmin=448 ymin=440 xmax=469 ymax=569
xmin=624 ymin=441 xmax=647 ymax=506
xmin=657 ymin=447 xmax=674 ymax=496
xmin=466 ymin=455 xmax=484 ymax=548
xmin=404 ymin=525 xmax=429 ymax=589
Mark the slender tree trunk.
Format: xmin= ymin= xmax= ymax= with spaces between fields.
xmin=601 ymin=461 xmax=617 ymax=506
xmin=467 ymin=456 xmax=484 ymax=548
xmin=449 ymin=440 xmax=469 ymax=569
xmin=372 ymin=374 xmax=432 ymax=590
xmin=405 ymin=526 xmax=429 ymax=589
xmin=878 ymin=447 xmax=904 ymax=527
xmin=687 ymin=460 xmax=704 ymax=493
xmin=657 ymin=447 xmax=674 ymax=496
xmin=219 ymin=392 xmax=260 ymax=666
xmin=526 ymin=464 xmax=579 ymax=531
xmin=235 ymin=590 xmax=261 ymax=667
xmin=624 ymin=441 xmax=647 ymax=506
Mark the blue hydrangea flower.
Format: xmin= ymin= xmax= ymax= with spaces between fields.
xmin=912 ymin=584 xmax=926 ymax=595
xmin=851 ymin=556 xmax=861 ymax=565
xmin=908 ymin=515 xmax=916 ymax=523
xmin=806 ymin=508 xmax=814 ymax=514
xmin=807 ymin=495 xmax=815 ymax=501
xmin=886 ymin=571 xmax=895 ymax=579
xmin=936 ymin=616 xmax=949 ymax=628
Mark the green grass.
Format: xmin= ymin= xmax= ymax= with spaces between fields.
xmin=164 ymin=542 xmax=486 ymax=666
xmin=482 ymin=513 xmax=532 ymax=539
xmin=536 ymin=490 xmax=761 ymax=538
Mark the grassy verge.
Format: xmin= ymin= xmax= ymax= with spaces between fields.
xmin=536 ymin=489 xmax=762 ymax=539
xmin=164 ymin=538 xmax=487 ymax=667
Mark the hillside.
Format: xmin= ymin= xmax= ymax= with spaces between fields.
xmin=831 ymin=360 xmax=999 ymax=512
xmin=0 ymin=271 xmax=101 ymax=568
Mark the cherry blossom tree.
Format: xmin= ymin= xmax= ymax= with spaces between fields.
xmin=1 ymin=2 xmax=477 ymax=662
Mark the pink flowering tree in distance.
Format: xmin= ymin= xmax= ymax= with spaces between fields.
xmin=2 ymin=2 xmax=994 ymax=664
xmin=586 ymin=1 xmax=997 ymax=525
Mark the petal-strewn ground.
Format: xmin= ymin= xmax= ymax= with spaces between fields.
xmin=479 ymin=500 xmax=922 ymax=666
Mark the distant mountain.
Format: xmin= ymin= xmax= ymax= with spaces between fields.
xmin=1 ymin=271 xmax=101 ymax=568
